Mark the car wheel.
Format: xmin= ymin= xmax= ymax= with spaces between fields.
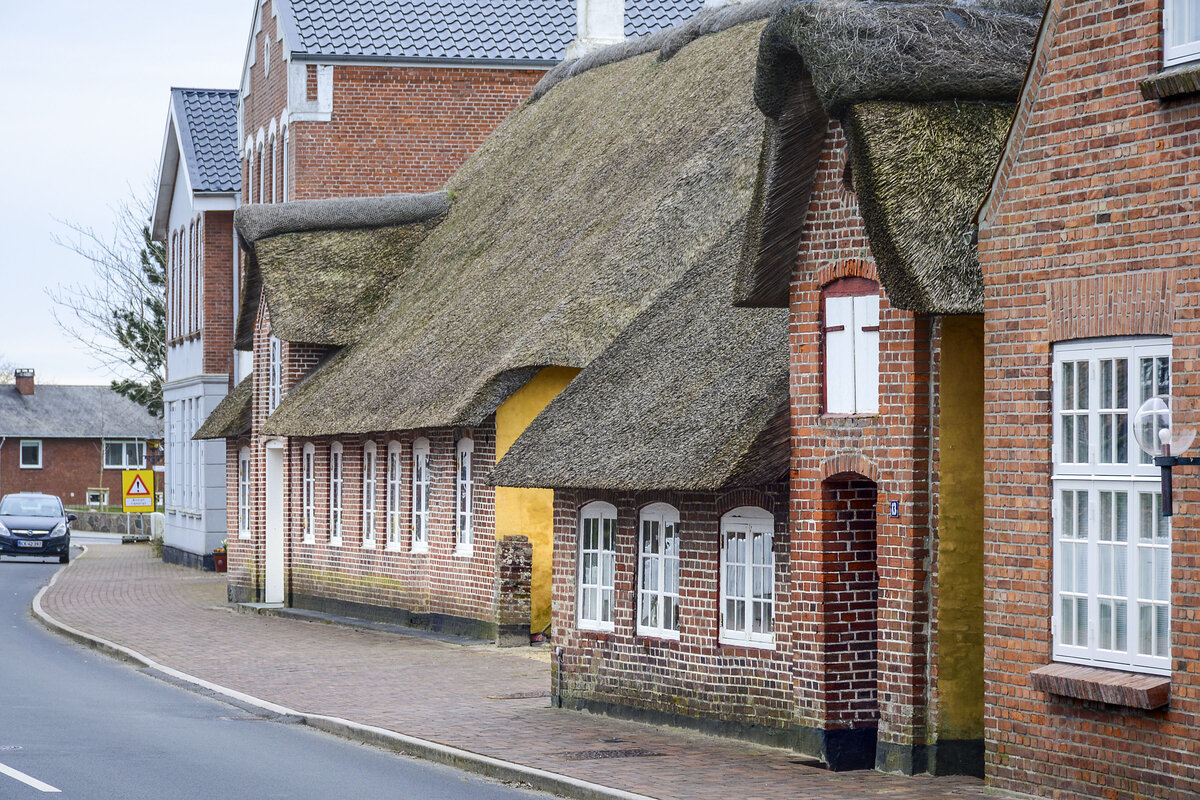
xmin=59 ymin=551 xmax=70 ymax=564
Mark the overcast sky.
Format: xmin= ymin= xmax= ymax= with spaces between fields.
xmin=0 ymin=0 xmax=250 ymax=384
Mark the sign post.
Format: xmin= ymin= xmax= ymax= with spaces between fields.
xmin=122 ymin=470 xmax=155 ymax=513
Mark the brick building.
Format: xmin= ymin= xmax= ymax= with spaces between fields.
xmin=496 ymin=0 xmax=1039 ymax=776
xmin=198 ymin=0 xmax=715 ymax=639
xmin=976 ymin=0 xmax=1200 ymax=797
xmin=0 ymin=370 xmax=161 ymax=507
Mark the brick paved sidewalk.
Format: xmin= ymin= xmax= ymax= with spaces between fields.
xmin=41 ymin=545 xmax=989 ymax=800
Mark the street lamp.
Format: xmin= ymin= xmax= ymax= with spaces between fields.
xmin=1133 ymin=395 xmax=1197 ymax=517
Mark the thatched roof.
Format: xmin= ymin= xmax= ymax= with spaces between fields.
xmin=259 ymin=16 xmax=771 ymax=437
xmin=491 ymin=226 xmax=788 ymax=492
xmin=736 ymin=0 xmax=1040 ymax=309
xmin=235 ymin=193 xmax=451 ymax=348
xmin=193 ymin=376 xmax=252 ymax=440
xmin=846 ymin=101 xmax=1012 ymax=314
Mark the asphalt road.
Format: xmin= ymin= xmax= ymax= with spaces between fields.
xmin=0 ymin=553 xmax=550 ymax=799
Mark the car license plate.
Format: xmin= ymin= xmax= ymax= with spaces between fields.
xmin=16 ymin=540 xmax=43 ymax=548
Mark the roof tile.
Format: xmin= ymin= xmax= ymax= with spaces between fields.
xmin=172 ymin=88 xmax=241 ymax=194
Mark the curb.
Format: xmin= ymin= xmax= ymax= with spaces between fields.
xmin=31 ymin=550 xmax=656 ymax=800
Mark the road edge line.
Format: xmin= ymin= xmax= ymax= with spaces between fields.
xmin=31 ymin=554 xmax=658 ymax=800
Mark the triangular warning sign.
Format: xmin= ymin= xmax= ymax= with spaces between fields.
xmin=127 ymin=476 xmax=150 ymax=496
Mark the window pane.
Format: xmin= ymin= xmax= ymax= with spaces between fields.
xmin=1156 ymin=605 xmax=1169 ymax=657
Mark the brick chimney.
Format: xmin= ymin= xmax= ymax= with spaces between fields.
xmin=564 ymin=0 xmax=625 ymax=60
xmin=14 ymin=368 xmax=34 ymax=396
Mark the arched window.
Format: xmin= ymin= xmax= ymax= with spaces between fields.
xmin=638 ymin=503 xmax=680 ymax=638
xmin=822 ymin=277 xmax=880 ymax=415
xmin=719 ymin=506 xmax=775 ymax=647
xmin=455 ymin=438 xmax=474 ymax=554
xmin=362 ymin=440 xmax=377 ymax=547
xmin=246 ymin=151 xmax=254 ymax=204
xmin=578 ymin=501 xmax=617 ymax=632
xmin=301 ymin=443 xmax=316 ymax=543
xmin=238 ymin=447 xmax=252 ymax=538
xmin=281 ymin=123 xmax=289 ymax=202
xmin=329 ymin=442 xmax=344 ymax=545
xmin=385 ymin=441 xmax=403 ymax=550
xmin=257 ymin=141 xmax=265 ymax=203
xmin=411 ymin=438 xmax=430 ymax=551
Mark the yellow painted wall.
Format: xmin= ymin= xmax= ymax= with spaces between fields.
xmin=494 ymin=366 xmax=580 ymax=634
xmin=935 ymin=315 xmax=985 ymax=742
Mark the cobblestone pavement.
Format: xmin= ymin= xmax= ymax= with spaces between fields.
xmin=41 ymin=545 xmax=990 ymax=800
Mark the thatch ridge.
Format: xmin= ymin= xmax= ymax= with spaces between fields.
xmin=755 ymin=1 xmax=1040 ymax=119
xmin=845 ymin=100 xmax=1012 ymax=314
xmin=260 ymin=19 xmax=770 ymax=438
xmin=194 ymin=376 xmax=252 ymax=440
xmin=235 ymin=192 xmax=451 ymax=244
xmin=491 ymin=227 xmax=789 ymax=492
xmin=530 ymin=0 xmax=790 ymax=102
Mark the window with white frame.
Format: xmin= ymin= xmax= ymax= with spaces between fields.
xmin=386 ymin=441 xmax=403 ymax=550
xmin=19 ymin=440 xmax=41 ymax=469
xmin=1165 ymin=0 xmax=1200 ymax=66
xmin=1052 ymin=337 xmax=1172 ymax=675
xmin=104 ymin=440 xmax=146 ymax=470
xmin=238 ymin=447 xmax=251 ymax=538
xmin=301 ymin=443 xmax=316 ymax=543
xmin=267 ymin=335 xmax=282 ymax=414
xmin=411 ymin=438 xmax=430 ymax=551
xmin=720 ymin=506 xmax=775 ymax=647
xmin=578 ymin=501 xmax=617 ymax=632
xmin=455 ymin=438 xmax=473 ymax=553
xmin=823 ymin=279 xmax=880 ymax=415
xmin=329 ymin=442 xmax=344 ymax=545
xmin=638 ymin=503 xmax=680 ymax=638
xmin=362 ymin=441 xmax=377 ymax=547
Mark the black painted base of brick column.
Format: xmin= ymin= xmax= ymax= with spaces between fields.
xmin=928 ymin=739 xmax=984 ymax=778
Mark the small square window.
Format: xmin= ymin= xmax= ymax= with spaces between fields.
xmin=20 ymin=440 xmax=41 ymax=469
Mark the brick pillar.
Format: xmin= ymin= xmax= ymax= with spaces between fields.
xmin=495 ymin=535 xmax=532 ymax=647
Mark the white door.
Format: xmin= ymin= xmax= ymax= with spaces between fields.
xmin=264 ymin=442 xmax=285 ymax=604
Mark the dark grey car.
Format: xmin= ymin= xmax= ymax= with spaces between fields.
xmin=0 ymin=492 xmax=75 ymax=563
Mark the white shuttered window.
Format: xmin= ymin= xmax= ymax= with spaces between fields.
xmin=720 ymin=506 xmax=775 ymax=647
xmin=824 ymin=282 xmax=880 ymax=415
xmin=578 ymin=502 xmax=617 ymax=632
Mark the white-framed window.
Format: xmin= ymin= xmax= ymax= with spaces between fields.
xmin=301 ymin=442 xmax=316 ymax=543
xmin=238 ymin=447 xmax=251 ymax=538
xmin=386 ymin=441 xmax=403 ymax=550
xmin=19 ymin=440 xmax=41 ymax=469
xmin=823 ymin=279 xmax=880 ymax=415
xmin=362 ymin=440 xmax=377 ymax=548
xmin=329 ymin=442 xmax=344 ymax=545
xmin=411 ymin=437 xmax=430 ymax=551
xmin=104 ymin=439 xmax=146 ymax=470
xmin=455 ymin=438 xmax=474 ymax=554
xmin=267 ymin=335 xmax=282 ymax=414
xmin=1165 ymin=0 xmax=1200 ymax=66
xmin=578 ymin=501 xmax=617 ymax=632
xmin=1052 ymin=337 xmax=1171 ymax=675
xmin=638 ymin=503 xmax=680 ymax=638
xmin=720 ymin=506 xmax=775 ymax=647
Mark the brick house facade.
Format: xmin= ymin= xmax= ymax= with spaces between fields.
xmin=976 ymin=1 xmax=1200 ymax=797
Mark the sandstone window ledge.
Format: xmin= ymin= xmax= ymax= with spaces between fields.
xmin=1031 ymin=662 xmax=1170 ymax=710
xmin=1140 ymin=63 xmax=1200 ymax=100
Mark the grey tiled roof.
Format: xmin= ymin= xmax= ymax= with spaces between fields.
xmin=171 ymin=88 xmax=241 ymax=194
xmin=0 ymin=385 xmax=163 ymax=439
xmin=284 ymin=0 xmax=704 ymax=62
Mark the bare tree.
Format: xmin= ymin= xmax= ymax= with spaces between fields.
xmin=48 ymin=190 xmax=165 ymax=417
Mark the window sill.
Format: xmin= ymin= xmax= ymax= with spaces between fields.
xmin=410 ymin=543 xmax=429 ymax=555
xmin=19 ymin=465 xmax=42 ymax=470
xmin=577 ymin=627 xmax=614 ymax=640
xmin=718 ymin=637 xmax=775 ymax=653
xmin=635 ymin=632 xmax=680 ymax=645
xmin=1030 ymin=663 xmax=1170 ymax=709
xmin=1140 ymin=62 xmax=1200 ymax=100
xmin=454 ymin=545 xmax=473 ymax=558
xmin=361 ymin=541 xmax=376 ymax=549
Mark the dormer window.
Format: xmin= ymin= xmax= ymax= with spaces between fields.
xmin=1165 ymin=0 xmax=1200 ymax=66
xmin=822 ymin=278 xmax=880 ymax=415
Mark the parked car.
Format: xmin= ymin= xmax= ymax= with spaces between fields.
xmin=0 ymin=492 xmax=75 ymax=563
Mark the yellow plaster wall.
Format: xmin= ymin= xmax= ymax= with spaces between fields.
xmin=935 ymin=315 xmax=985 ymax=742
xmin=494 ymin=366 xmax=580 ymax=634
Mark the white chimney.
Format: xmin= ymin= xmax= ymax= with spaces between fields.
xmin=564 ymin=0 xmax=625 ymax=60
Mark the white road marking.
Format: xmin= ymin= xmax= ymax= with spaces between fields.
xmin=0 ymin=761 xmax=61 ymax=792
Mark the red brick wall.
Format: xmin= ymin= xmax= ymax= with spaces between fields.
xmin=977 ymin=2 xmax=1200 ymax=797
xmin=789 ymin=119 xmax=938 ymax=771
xmin=200 ymin=210 xmax=235 ymax=380
xmin=1 ymin=438 xmax=127 ymax=507
xmin=551 ymin=485 xmax=794 ymax=740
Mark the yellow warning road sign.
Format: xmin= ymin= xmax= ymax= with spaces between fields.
xmin=122 ymin=470 xmax=155 ymax=513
